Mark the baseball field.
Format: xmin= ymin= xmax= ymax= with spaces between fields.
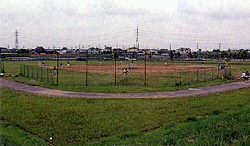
xmin=2 ymin=59 xmax=245 ymax=93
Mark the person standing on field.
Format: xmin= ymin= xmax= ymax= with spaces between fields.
xmin=60 ymin=62 xmax=62 ymax=69
xmin=53 ymin=65 xmax=57 ymax=75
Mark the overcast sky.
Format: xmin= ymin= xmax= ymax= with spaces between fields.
xmin=1 ymin=0 xmax=250 ymax=51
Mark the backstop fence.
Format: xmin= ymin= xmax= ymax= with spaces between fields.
xmin=17 ymin=60 xmax=228 ymax=88
xmin=20 ymin=64 xmax=57 ymax=85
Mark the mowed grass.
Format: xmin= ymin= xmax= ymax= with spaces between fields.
xmin=0 ymin=120 xmax=46 ymax=146
xmin=3 ymin=60 xmax=249 ymax=93
xmin=1 ymin=87 xmax=250 ymax=145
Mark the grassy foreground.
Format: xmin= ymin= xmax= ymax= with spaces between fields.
xmin=1 ymin=87 xmax=250 ymax=145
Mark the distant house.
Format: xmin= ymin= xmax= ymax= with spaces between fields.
xmin=176 ymin=48 xmax=191 ymax=54
xmin=176 ymin=48 xmax=191 ymax=60
xmin=213 ymin=49 xmax=220 ymax=53
xmin=45 ymin=49 xmax=58 ymax=54
xmin=128 ymin=47 xmax=139 ymax=52
xmin=87 ymin=47 xmax=100 ymax=54
xmin=0 ymin=47 xmax=9 ymax=53
xmin=150 ymin=49 xmax=158 ymax=55
xmin=30 ymin=46 xmax=46 ymax=54
xmin=100 ymin=46 xmax=112 ymax=54
xmin=157 ymin=49 xmax=169 ymax=54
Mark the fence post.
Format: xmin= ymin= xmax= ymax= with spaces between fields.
xmin=180 ymin=70 xmax=182 ymax=84
xmin=144 ymin=51 xmax=147 ymax=86
xmin=190 ymin=71 xmax=192 ymax=84
xmin=32 ymin=66 xmax=34 ymax=79
xmin=230 ymin=65 xmax=231 ymax=75
xmin=20 ymin=64 xmax=22 ymax=75
xmin=203 ymin=67 xmax=205 ymax=82
xmin=36 ymin=66 xmax=38 ymax=79
xmin=86 ymin=57 xmax=88 ymax=86
xmin=41 ymin=67 xmax=43 ymax=81
xmin=50 ymin=69 xmax=54 ymax=84
xmin=212 ymin=68 xmax=214 ymax=80
xmin=197 ymin=68 xmax=199 ymax=83
xmin=23 ymin=65 xmax=26 ymax=77
xmin=2 ymin=59 xmax=4 ymax=73
xmin=57 ymin=53 xmax=59 ymax=86
xmin=114 ymin=57 xmax=117 ymax=86
xmin=47 ymin=68 xmax=49 ymax=83
xmin=27 ymin=65 xmax=30 ymax=78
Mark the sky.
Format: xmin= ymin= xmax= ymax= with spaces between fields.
xmin=0 ymin=0 xmax=250 ymax=51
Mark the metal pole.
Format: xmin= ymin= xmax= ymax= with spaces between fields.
xmin=2 ymin=58 xmax=4 ymax=73
xmin=86 ymin=53 xmax=88 ymax=86
xmin=27 ymin=65 xmax=29 ymax=78
xmin=37 ymin=66 xmax=39 ymax=79
xmin=20 ymin=64 xmax=22 ymax=75
xmin=115 ymin=57 xmax=116 ymax=86
xmin=230 ymin=64 xmax=231 ymax=75
xmin=41 ymin=67 xmax=43 ymax=81
xmin=32 ymin=66 xmax=34 ymax=79
xmin=24 ymin=65 xmax=26 ymax=77
xmin=203 ymin=67 xmax=205 ymax=82
xmin=144 ymin=51 xmax=147 ymax=86
xmin=180 ymin=70 xmax=182 ymax=84
xmin=47 ymin=68 xmax=49 ymax=82
xmin=51 ymin=69 xmax=54 ymax=84
xmin=57 ymin=53 xmax=59 ymax=86
xmin=212 ymin=68 xmax=214 ymax=80
xmin=197 ymin=67 xmax=199 ymax=83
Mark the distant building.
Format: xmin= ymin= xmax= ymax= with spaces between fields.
xmin=87 ymin=47 xmax=100 ymax=54
xmin=157 ymin=49 xmax=169 ymax=55
xmin=213 ymin=49 xmax=220 ymax=53
xmin=30 ymin=46 xmax=46 ymax=54
xmin=176 ymin=48 xmax=191 ymax=54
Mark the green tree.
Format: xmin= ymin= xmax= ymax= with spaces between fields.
xmin=175 ymin=52 xmax=181 ymax=60
xmin=188 ymin=52 xmax=193 ymax=59
xmin=169 ymin=50 xmax=174 ymax=60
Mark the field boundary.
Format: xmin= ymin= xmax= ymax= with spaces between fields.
xmin=1 ymin=78 xmax=250 ymax=98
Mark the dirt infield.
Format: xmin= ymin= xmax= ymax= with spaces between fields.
xmin=54 ymin=63 xmax=215 ymax=74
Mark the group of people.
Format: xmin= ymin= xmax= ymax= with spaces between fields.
xmin=123 ymin=61 xmax=134 ymax=74
xmin=38 ymin=60 xmax=71 ymax=75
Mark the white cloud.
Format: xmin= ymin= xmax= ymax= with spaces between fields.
xmin=0 ymin=0 xmax=249 ymax=50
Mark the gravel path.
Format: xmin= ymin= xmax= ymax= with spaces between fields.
xmin=1 ymin=78 xmax=250 ymax=98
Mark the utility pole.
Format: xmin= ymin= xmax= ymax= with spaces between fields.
xmin=144 ymin=49 xmax=147 ymax=86
xmin=218 ymin=43 xmax=221 ymax=60
xmin=136 ymin=27 xmax=139 ymax=51
xmin=15 ymin=30 xmax=18 ymax=50
xmin=57 ymin=53 xmax=59 ymax=86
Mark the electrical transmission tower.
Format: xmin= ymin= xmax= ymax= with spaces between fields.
xmin=15 ymin=30 xmax=19 ymax=49
xmin=136 ymin=27 xmax=139 ymax=51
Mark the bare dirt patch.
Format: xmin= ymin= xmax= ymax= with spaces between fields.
xmin=48 ymin=63 xmax=214 ymax=75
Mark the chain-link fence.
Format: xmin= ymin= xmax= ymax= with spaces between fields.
xmin=17 ymin=59 xmax=227 ymax=88
xmin=0 ymin=60 xmax=4 ymax=73
xmin=20 ymin=64 xmax=57 ymax=85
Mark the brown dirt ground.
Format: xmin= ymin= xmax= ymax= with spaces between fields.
xmin=48 ymin=63 xmax=214 ymax=74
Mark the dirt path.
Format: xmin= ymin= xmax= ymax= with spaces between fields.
xmin=1 ymin=78 xmax=250 ymax=98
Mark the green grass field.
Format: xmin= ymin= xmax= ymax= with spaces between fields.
xmin=1 ymin=87 xmax=250 ymax=145
xmin=3 ymin=60 xmax=249 ymax=93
